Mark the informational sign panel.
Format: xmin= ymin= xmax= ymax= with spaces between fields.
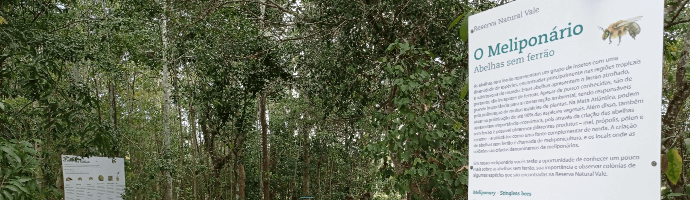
xmin=62 ymin=155 xmax=126 ymax=200
xmin=468 ymin=0 xmax=662 ymax=199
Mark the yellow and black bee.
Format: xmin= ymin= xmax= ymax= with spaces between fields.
xmin=599 ymin=16 xmax=642 ymax=45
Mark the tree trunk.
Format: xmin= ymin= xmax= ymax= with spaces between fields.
xmin=190 ymin=103 xmax=199 ymax=155
xmin=129 ymin=71 xmax=136 ymax=127
xmin=161 ymin=0 xmax=173 ymax=198
xmin=174 ymin=67 xmax=184 ymax=199
xmin=317 ymin=155 xmax=322 ymax=200
xmin=109 ymin=81 xmax=117 ymax=129
xmin=238 ymin=163 xmax=246 ymax=200
xmin=94 ymin=77 xmax=102 ymax=125
xmin=189 ymin=102 xmax=198 ymax=200
xmin=301 ymin=125 xmax=310 ymax=196
xmin=260 ymin=92 xmax=270 ymax=200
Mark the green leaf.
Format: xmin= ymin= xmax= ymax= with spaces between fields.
xmin=448 ymin=14 xmax=465 ymax=30
xmin=10 ymin=182 xmax=28 ymax=193
xmin=3 ymin=185 xmax=18 ymax=193
xmin=387 ymin=43 xmax=397 ymax=51
xmin=418 ymin=168 xmax=427 ymax=177
xmin=460 ymin=83 xmax=469 ymax=99
xmin=667 ymin=148 xmax=683 ymax=185
xmin=459 ymin=14 xmax=471 ymax=43
xmin=21 ymin=147 xmax=37 ymax=155
xmin=669 ymin=193 xmax=685 ymax=197
xmin=0 ymin=146 xmax=20 ymax=164
xmin=453 ymin=122 xmax=463 ymax=131
xmin=400 ymin=42 xmax=410 ymax=52
xmin=2 ymin=191 xmax=12 ymax=200
xmin=0 ymin=16 xmax=7 ymax=25
xmin=15 ymin=178 xmax=31 ymax=183
xmin=456 ymin=174 xmax=468 ymax=185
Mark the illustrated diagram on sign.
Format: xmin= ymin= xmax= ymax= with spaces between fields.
xmin=599 ymin=16 xmax=642 ymax=45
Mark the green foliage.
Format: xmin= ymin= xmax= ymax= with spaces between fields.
xmin=0 ymin=139 xmax=40 ymax=200
xmin=366 ymin=40 xmax=468 ymax=198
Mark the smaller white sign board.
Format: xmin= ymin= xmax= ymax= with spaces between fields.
xmin=62 ymin=155 xmax=126 ymax=200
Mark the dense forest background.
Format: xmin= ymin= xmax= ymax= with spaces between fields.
xmin=2 ymin=0 xmax=690 ymax=199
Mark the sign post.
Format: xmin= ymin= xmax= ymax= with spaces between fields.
xmin=468 ymin=0 xmax=663 ymax=199
xmin=62 ymin=155 xmax=126 ymax=200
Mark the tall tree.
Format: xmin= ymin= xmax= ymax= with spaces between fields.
xmin=260 ymin=92 xmax=271 ymax=200
xmin=161 ymin=0 xmax=174 ymax=199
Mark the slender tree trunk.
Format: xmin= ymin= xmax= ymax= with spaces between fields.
xmin=129 ymin=71 xmax=136 ymax=127
xmin=238 ymin=163 xmax=246 ymax=200
xmin=260 ymin=92 xmax=270 ymax=200
xmin=109 ymin=82 xmax=117 ymax=129
xmin=317 ymin=155 xmax=322 ymax=200
xmin=301 ymin=125 xmax=310 ymax=196
xmin=94 ymin=77 xmax=102 ymax=124
xmin=174 ymin=68 xmax=184 ymax=199
xmin=190 ymin=103 xmax=199 ymax=155
xmin=229 ymin=158 xmax=235 ymax=200
xmin=329 ymin=153 xmax=333 ymax=199
xmin=161 ymin=0 xmax=173 ymax=198
xmin=189 ymin=102 xmax=198 ymax=200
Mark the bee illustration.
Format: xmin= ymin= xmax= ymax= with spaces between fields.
xmin=599 ymin=16 xmax=642 ymax=45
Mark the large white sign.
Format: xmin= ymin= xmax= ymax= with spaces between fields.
xmin=62 ymin=155 xmax=126 ymax=200
xmin=468 ymin=0 xmax=662 ymax=199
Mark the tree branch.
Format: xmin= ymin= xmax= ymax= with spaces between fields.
xmin=53 ymin=18 xmax=103 ymax=32
xmin=669 ymin=0 xmax=690 ymax=27
xmin=666 ymin=19 xmax=690 ymax=29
